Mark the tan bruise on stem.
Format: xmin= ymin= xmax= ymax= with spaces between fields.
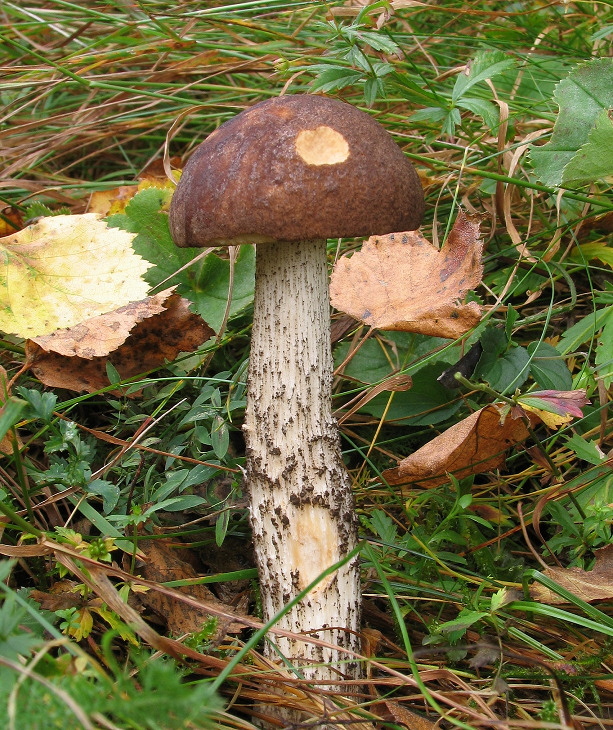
xmin=289 ymin=506 xmax=339 ymax=592
xmin=295 ymin=126 xmax=350 ymax=166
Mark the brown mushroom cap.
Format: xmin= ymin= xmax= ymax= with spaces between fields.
xmin=169 ymin=94 xmax=424 ymax=247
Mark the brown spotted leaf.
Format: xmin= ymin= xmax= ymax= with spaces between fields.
xmin=26 ymin=289 xmax=213 ymax=394
xmin=531 ymin=544 xmax=613 ymax=604
xmin=330 ymin=211 xmax=484 ymax=338
xmin=381 ymin=403 xmax=532 ymax=489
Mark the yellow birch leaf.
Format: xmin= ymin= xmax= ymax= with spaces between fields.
xmin=0 ymin=214 xmax=152 ymax=338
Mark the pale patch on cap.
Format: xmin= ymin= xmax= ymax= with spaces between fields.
xmin=295 ymin=126 xmax=349 ymax=166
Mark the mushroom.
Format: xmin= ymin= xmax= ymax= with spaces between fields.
xmin=169 ymin=94 xmax=424 ymax=683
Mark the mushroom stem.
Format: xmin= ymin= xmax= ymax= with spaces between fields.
xmin=244 ymin=238 xmax=361 ymax=681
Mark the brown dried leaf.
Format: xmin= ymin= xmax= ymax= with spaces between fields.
xmin=134 ymin=536 xmax=244 ymax=640
xmin=330 ymin=211 xmax=484 ymax=338
xmin=30 ymin=580 xmax=83 ymax=612
xmin=26 ymin=289 xmax=213 ymax=394
xmin=531 ymin=544 xmax=613 ymax=605
xmin=372 ymin=700 xmax=437 ymax=730
xmin=381 ymin=403 xmax=531 ymax=489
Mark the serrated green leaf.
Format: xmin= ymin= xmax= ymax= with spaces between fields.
xmin=452 ymin=50 xmax=516 ymax=103
xmin=530 ymin=58 xmax=613 ymax=187
xmin=565 ymin=434 xmax=605 ymax=465
xmin=354 ymin=30 xmax=401 ymax=56
xmin=562 ymin=108 xmax=613 ymax=186
xmin=310 ymin=66 xmax=363 ymax=94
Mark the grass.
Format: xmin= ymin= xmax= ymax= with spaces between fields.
xmin=1 ymin=0 xmax=612 ymax=728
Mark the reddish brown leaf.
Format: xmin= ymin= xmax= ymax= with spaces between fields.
xmin=330 ymin=210 xmax=484 ymax=338
xmin=531 ymin=544 xmax=613 ymax=605
xmin=26 ymin=290 xmax=213 ymax=395
xmin=381 ymin=403 xmax=531 ymax=489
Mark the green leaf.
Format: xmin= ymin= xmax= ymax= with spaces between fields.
xmin=14 ymin=388 xmax=56 ymax=422
xmin=390 ymin=72 xmax=444 ymax=106
xmin=451 ymin=50 xmax=515 ymax=103
xmin=187 ymin=245 xmax=255 ymax=332
xmin=530 ymin=57 xmax=613 ymax=187
xmin=456 ymin=97 xmax=500 ymax=132
xmin=565 ymin=434 xmax=605 ymax=466
xmin=363 ymin=76 xmax=385 ymax=106
xmin=86 ymin=479 xmax=120 ymax=515
xmin=309 ymin=66 xmax=363 ymax=94
xmin=105 ymin=361 xmax=122 ymax=386
xmin=410 ymin=107 xmax=451 ymax=124
xmin=0 ymin=397 xmax=25 ymax=442
xmin=108 ymin=188 xmax=255 ymax=332
xmin=596 ymin=311 xmax=613 ymax=387
xmin=354 ymin=30 xmax=401 ymax=56
xmin=442 ymin=107 xmax=462 ymax=137
xmin=438 ymin=608 xmax=488 ymax=636
xmin=571 ymin=242 xmax=613 ymax=268
xmin=210 ymin=415 xmax=229 ymax=460
xmin=355 ymin=364 xmax=462 ymax=426
xmin=215 ymin=509 xmax=230 ymax=547
xmin=527 ymin=341 xmax=572 ymax=391
xmin=559 ymin=307 xmax=612 ymax=355
xmin=482 ymin=345 xmax=531 ymax=393
xmin=107 ymin=187 xmax=193 ymax=287
xmin=476 ymin=327 xmax=532 ymax=392
xmin=562 ymin=108 xmax=613 ymax=186
xmin=363 ymin=509 xmax=398 ymax=544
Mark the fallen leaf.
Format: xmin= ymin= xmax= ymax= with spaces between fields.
xmin=26 ymin=289 xmax=213 ymax=394
xmin=531 ymin=544 xmax=613 ymax=604
xmin=0 ymin=207 xmax=24 ymax=237
xmin=134 ymin=536 xmax=245 ymax=640
xmin=30 ymin=580 xmax=83 ymax=612
xmin=381 ymin=403 xmax=532 ymax=489
xmin=330 ymin=210 xmax=483 ymax=338
xmin=372 ymin=700 xmax=437 ymax=730
xmin=87 ymin=169 xmax=178 ymax=217
xmin=0 ymin=214 xmax=152 ymax=338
